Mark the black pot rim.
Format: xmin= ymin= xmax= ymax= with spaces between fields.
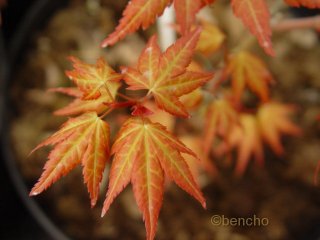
xmin=1 ymin=0 xmax=71 ymax=239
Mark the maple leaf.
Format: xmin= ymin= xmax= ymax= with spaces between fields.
xmin=196 ymin=21 xmax=225 ymax=55
xmin=285 ymin=0 xmax=320 ymax=8
xmin=172 ymin=61 xmax=206 ymax=110
xmin=122 ymin=30 xmax=213 ymax=117
xmin=101 ymin=0 xmax=214 ymax=47
xmin=223 ymin=104 xmax=301 ymax=175
xmin=174 ymin=0 xmax=202 ymax=35
xmin=231 ymin=0 xmax=275 ymax=56
xmin=257 ymin=102 xmax=302 ymax=155
xmin=66 ymin=57 xmax=122 ymax=100
xmin=50 ymin=57 xmax=121 ymax=116
xmin=204 ymin=98 xmax=238 ymax=155
xmin=51 ymin=86 xmax=120 ymax=116
xmin=30 ymin=112 xmax=110 ymax=207
xmin=102 ymin=117 xmax=205 ymax=240
xmin=228 ymin=114 xmax=264 ymax=176
xmin=224 ymin=51 xmax=274 ymax=102
xmin=102 ymin=0 xmax=172 ymax=47
xmin=48 ymin=87 xmax=82 ymax=98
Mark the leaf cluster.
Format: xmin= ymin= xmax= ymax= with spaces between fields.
xmin=29 ymin=0 xmax=319 ymax=239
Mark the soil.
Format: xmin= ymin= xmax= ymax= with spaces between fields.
xmin=8 ymin=0 xmax=320 ymax=240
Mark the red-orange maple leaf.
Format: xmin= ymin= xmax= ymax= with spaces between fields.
xmin=178 ymin=61 xmax=208 ymax=109
xmin=204 ymin=98 xmax=238 ymax=155
xmin=257 ymin=102 xmax=302 ymax=155
xmin=30 ymin=112 xmax=110 ymax=207
xmin=101 ymin=0 xmax=214 ymax=47
xmin=223 ymin=51 xmax=274 ymax=102
xmin=174 ymin=0 xmax=202 ymax=35
xmin=122 ymin=29 xmax=213 ymax=117
xmin=228 ymin=114 xmax=264 ymax=176
xmin=102 ymin=0 xmax=171 ymax=47
xmin=222 ymin=103 xmax=301 ymax=175
xmin=66 ymin=57 xmax=122 ymax=100
xmin=50 ymin=57 xmax=121 ymax=116
xmin=50 ymin=86 xmax=120 ymax=116
xmin=285 ymin=0 xmax=320 ymax=8
xmin=102 ymin=117 xmax=205 ymax=240
xmin=231 ymin=0 xmax=275 ymax=56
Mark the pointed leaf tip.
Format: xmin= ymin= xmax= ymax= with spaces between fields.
xmin=66 ymin=57 xmax=121 ymax=100
xmin=102 ymin=117 xmax=206 ymax=239
xmin=231 ymin=0 xmax=275 ymax=56
xmin=101 ymin=0 xmax=172 ymax=46
xmin=226 ymin=51 xmax=273 ymax=102
xmin=29 ymin=190 xmax=39 ymax=197
xmin=31 ymin=113 xmax=110 ymax=207
xmin=123 ymin=31 xmax=208 ymax=118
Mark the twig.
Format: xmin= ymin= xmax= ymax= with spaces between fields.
xmin=117 ymin=92 xmax=136 ymax=102
xmin=272 ymin=15 xmax=320 ymax=32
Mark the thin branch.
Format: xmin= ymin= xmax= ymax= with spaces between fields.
xmin=117 ymin=92 xmax=136 ymax=102
xmin=272 ymin=15 xmax=320 ymax=32
xmin=100 ymin=108 xmax=114 ymax=119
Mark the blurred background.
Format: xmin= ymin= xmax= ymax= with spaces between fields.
xmin=1 ymin=2 xmax=50 ymax=239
